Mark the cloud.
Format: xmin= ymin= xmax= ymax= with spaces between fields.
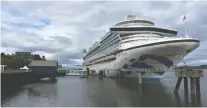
xmin=1 ymin=1 xmax=207 ymax=66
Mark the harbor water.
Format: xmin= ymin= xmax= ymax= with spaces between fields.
xmin=1 ymin=70 xmax=207 ymax=107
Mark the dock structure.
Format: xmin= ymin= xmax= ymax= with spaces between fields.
xmin=98 ymin=70 xmax=104 ymax=78
xmin=174 ymin=68 xmax=203 ymax=106
xmin=28 ymin=60 xmax=58 ymax=80
xmin=57 ymin=69 xmax=67 ymax=76
xmin=174 ymin=68 xmax=203 ymax=92
xmin=1 ymin=69 xmax=40 ymax=92
xmin=1 ymin=60 xmax=59 ymax=90
xmin=86 ymin=67 xmax=90 ymax=78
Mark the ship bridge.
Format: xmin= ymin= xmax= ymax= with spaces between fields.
xmin=114 ymin=14 xmax=155 ymax=27
xmin=111 ymin=14 xmax=177 ymax=36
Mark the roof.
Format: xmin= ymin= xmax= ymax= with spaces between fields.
xmin=28 ymin=60 xmax=58 ymax=67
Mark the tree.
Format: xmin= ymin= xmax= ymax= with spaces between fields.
xmin=1 ymin=52 xmax=6 ymax=58
xmin=1 ymin=57 xmax=30 ymax=69
xmin=42 ymin=56 xmax=46 ymax=60
xmin=33 ymin=54 xmax=41 ymax=60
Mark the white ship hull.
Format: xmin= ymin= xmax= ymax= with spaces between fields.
xmin=85 ymin=38 xmax=199 ymax=81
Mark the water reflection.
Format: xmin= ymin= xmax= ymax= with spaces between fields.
xmin=114 ymin=78 xmax=173 ymax=107
xmin=1 ymin=76 xmax=206 ymax=107
xmin=174 ymin=92 xmax=181 ymax=106
xmin=1 ymin=78 xmax=58 ymax=107
xmin=173 ymin=86 xmax=202 ymax=107
xmin=25 ymin=78 xmax=57 ymax=107
xmin=184 ymin=87 xmax=189 ymax=106
xmin=196 ymin=92 xmax=202 ymax=106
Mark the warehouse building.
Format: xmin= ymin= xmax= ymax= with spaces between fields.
xmin=28 ymin=60 xmax=58 ymax=78
xmin=15 ymin=52 xmax=31 ymax=59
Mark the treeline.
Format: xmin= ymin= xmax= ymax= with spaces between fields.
xmin=1 ymin=58 xmax=31 ymax=69
xmin=1 ymin=52 xmax=46 ymax=69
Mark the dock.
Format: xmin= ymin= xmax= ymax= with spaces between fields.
xmin=1 ymin=60 xmax=58 ymax=91
xmin=1 ymin=69 xmax=40 ymax=91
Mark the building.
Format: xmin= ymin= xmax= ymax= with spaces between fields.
xmin=28 ymin=60 xmax=58 ymax=77
xmin=15 ymin=52 xmax=32 ymax=59
xmin=58 ymin=65 xmax=62 ymax=69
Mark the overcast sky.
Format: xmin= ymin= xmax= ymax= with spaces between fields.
xmin=1 ymin=1 xmax=207 ymax=67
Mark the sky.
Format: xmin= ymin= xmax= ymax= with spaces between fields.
xmin=1 ymin=1 xmax=207 ymax=67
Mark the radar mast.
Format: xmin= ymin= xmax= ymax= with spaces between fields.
xmin=124 ymin=13 xmax=137 ymax=21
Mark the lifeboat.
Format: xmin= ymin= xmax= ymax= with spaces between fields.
xmin=91 ymin=54 xmax=117 ymax=64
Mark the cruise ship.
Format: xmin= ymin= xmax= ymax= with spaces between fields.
xmin=82 ymin=14 xmax=200 ymax=81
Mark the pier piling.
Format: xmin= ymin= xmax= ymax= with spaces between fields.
xmin=184 ymin=77 xmax=189 ymax=106
xmin=195 ymin=77 xmax=200 ymax=94
xmin=174 ymin=68 xmax=203 ymax=106
xmin=86 ymin=68 xmax=90 ymax=78
xmin=103 ymin=71 xmax=106 ymax=77
xmin=195 ymin=77 xmax=201 ymax=106
xmin=184 ymin=77 xmax=188 ymax=92
xmin=174 ymin=68 xmax=203 ymax=93
xmin=190 ymin=78 xmax=196 ymax=95
xmin=138 ymin=72 xmax=142 ymax=84
xmin=98 ymin=70 xmax=104 ymax=78
xmin=106 ymin=71 xmax=109 ymax=78
xmin=174 ymin=77 xmax=182 ymax=92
